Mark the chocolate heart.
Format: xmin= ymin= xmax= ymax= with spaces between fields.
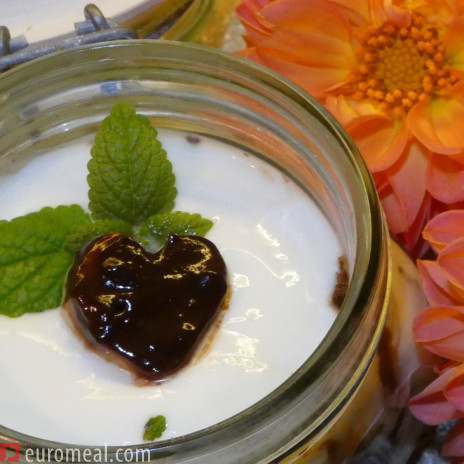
xmin=63 ymin=233 xmax=228 ymax=383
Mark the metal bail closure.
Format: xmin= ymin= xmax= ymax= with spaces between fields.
xmin=0 ymin=3 xmax=137 ymax=72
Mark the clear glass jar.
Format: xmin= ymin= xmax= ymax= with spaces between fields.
xmin=0 ymin=40 xmax=429 ymax=463
xmin=2 ymin=0 xmax=214 ymax=43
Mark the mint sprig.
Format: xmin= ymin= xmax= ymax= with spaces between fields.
xmin=64 ymin=219 xmax=133 ymax=254
xmin=0 ymin=103 xmax=214 ymax=317
xmin=88 ymin=104 xmax=177 ymax=224
xmin=0 ymin=205 xmax=90 ymax=317
xmin=140 ymin=211 xmax=213 ymax=243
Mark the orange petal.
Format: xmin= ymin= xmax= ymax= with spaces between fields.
xmin=426 ymin=152 xmax=464 ymax=203
xmin=236 ymin=0 xmax=275 ymax=45
xmin=445 ymin=17 xmax=464 ymax=75
xmin=417 ymin=259 xmax=462 ymax=306
xmin=385 ymin=141 xmax=428 ymax=226
xmin=325 ymin=94 xmax=380 ymax=126
xmin=371 ymin=0 xmax=412 ymax=27
xmin=408 ymin=82 xmax=464 ymax=155
xmin=409 ymin=367 xmax=458 ymax=425
xmin=257 ymin=28 xmax=353 ymax=72
xmin=405 ymin=0 xmax=462 ymax=24
xmin=252 ymin=48 xmax=350 ymax=99
xmin=258 ymin=0 xmax=358 ymax=28
xmin=345 ymin=114 xmax=410 ymax=172
xmin=423 ymin=210 xmax=464 ymax=251
xmin=413 ymin=305 xmax=464 ymax=361
xmin=377 ymin=181 xmax=408 ymax=234
xmin=370 ymin=142 xmax=428 ymax=252
xmin=236 ymin=0 xmax=356 ymax=98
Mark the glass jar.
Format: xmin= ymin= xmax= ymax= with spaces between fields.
xmin=0 ymin=40 xmax=429 ymax=463
xmin=1 ymin=0 xmax=235 ymax=73
xmin=2 ymin=0 xmax=214 ymax=42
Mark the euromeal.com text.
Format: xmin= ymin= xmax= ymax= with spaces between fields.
xmin=0 ymin=443 xmax=153 ymax=463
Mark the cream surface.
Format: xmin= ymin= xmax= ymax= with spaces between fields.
xmin=0 ymin=130 xmax=340 ymax=445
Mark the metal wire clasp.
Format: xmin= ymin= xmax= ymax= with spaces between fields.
xmin=0 ymin=4 xmax=136 ymax=72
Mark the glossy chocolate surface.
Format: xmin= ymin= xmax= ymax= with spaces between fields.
xmin=64 ymin=233 xmax=228 ymax=382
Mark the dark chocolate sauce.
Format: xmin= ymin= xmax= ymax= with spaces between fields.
xmin=64 ymin=233 xmax=228 ymax=383
xmin=331 ymin=256 xmax=349 ymax=310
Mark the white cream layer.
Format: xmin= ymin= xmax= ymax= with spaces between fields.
xmin=0 ymin=130 xmax=340 ymax=445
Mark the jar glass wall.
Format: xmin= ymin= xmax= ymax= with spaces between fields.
xmin=0 ymin=41 xmax=427 ymax=463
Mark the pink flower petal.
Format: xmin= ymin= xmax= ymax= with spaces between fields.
xmin=386 ymin=141 xmax=428 ymax=228
xmin=438 ymin=238 xmax=464 ymax=300
xmin=414 ymin=306 xmax=464 ymax=342
xmin=378 ymin=179 xmax=408 ymax=234
xmin=423 ymin=210 xmax=464 ymax=251
xmin=417 ymin=259 xmax=462 ymax=306
xmin=413 ymin=306 xmax=464 ymax=361
xmin=445 ymin=364 xmax=464 ymax=411
xmin=393 ymin=192 xmax=442 ymax=259
xmin=426 ymin=152 xmax=464 ymax=204
xmin=442 ymin=420 xmax=464 ymax=460
xmin=373 ymin=143 xmax=430 ymax=255
xmin=410 ymin=367 xmax=458 ymax=425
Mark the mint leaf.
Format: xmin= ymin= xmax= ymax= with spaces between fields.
xmin=88 ymin=103 xmax=177 ymax=225
xmin=143 ymin=415 xmax=167 ymax=441
xmin=0 ymin=205 xmax=90 ymax=317
xmin=140 ymin=211 xmax=214 ymax=243
xmin=64 ymin=219 xmax=133 ymax=254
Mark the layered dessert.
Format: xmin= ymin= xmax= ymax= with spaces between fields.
xmin=0 ymin=123 xmax=343 ymax=446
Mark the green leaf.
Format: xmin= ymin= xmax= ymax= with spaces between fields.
xmin=143 ymin=415 xmax=167 ymax=441
xmin=140 ymin=211 xmax=214 ymax=243
xmin=88 ymin=103 xmax=177 ymax=225
xmin=0 ymin=205 xmax=91 ymax=317
xmin=64 ymin=219 xmax=133 ymax=254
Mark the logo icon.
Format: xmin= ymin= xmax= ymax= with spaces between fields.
xmin=0 ymin=443 xmax=19 ymax=462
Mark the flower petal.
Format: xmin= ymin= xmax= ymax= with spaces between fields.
xmin=249 ymin=50 xmax=351 ymax=98
xmin=345 ymin=114 xmax=410 ymax=172
xmin=438 ymin=238 xmax=464 ymax=301
xmin=417 ymin=259 xmax=462 ymax=306
xmin=442 ymin=420 xmax=464 ymax=460
xmin=445 ymin=17 xmax=464 ymax=76
xmin=445 ymin=364 xmax=464 ymax=411
xmin=423 ymin=210 xmax=464 ymax=251
xmin=409 ymin=367 xmax=458 ymax=425
xmin=325 ymin=94 xmax=378 ymax=126
xmin=377 ymin=177 xmax=408 ymax=234
xmin=237 ymin=0 xmax=275 ymax=46
xmin=237 ymin=0 xmax=357 ymax=98
xmin=426 ymin=152 xmax=464 ymax=204
xmin=408 ymin=82 xmax=464 ymax=155
xmin=392 ymin=198 xmax=432 ymax=258
xmin=385 ymin=141 xmax=428 ymax=225
xmin=371 ymin=0 xmax=412 ymax=27
xmin=413 ymin=305 xmax=464 ymax=361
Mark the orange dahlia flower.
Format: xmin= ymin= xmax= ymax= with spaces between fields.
xmin=236 ymin=0 xmax=464 ymax=257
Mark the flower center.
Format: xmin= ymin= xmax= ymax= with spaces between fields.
xmin=348 ymin=13 xmax=458 ymax=115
